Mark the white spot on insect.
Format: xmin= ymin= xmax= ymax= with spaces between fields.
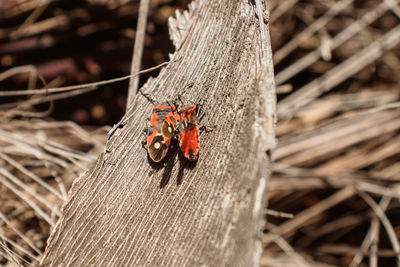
xmin=154 ymin=142 xmax=161 ymax=149
xmin=168 ymin=126 xmax=172 ymax=133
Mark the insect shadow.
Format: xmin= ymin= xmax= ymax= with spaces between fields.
xmin=154 ymin=139 xmax=197 ymax=189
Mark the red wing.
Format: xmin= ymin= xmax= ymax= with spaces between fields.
xmin=179 ymin=125 xmax=199 ymax=161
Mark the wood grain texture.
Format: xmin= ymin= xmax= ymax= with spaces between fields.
xmin=41 ymin=0 xmax=276 ymax=266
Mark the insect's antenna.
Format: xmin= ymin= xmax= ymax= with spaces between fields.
xmin=165 ymin=99 xmax=174 ymax=110
xmin=138 ymin=89 xmax=156 ymax=105
xmin=178 ymin=94 xmax=186 ymax=105
xmin=170 ymin=94 xmax=180 ymax=108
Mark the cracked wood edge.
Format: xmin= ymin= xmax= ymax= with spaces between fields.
xmin=41 ymin=0 xmax=276 ymax=266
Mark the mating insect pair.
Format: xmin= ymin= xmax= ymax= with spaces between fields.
xmin=146 ymin=101 xmax=199 ymax=162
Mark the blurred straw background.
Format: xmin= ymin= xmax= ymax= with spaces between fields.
xmin=0 ymin=0 xmax=399 ymax=266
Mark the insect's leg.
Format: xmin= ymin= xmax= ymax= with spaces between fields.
xmin=199 ymin=125 xmax=214 ymax=137
xmin=194 ymin=102 xmax=208 ymax=125
xmin=142 ymin=127 xmax=148 ymax=137
xmin=141 ymin=127 xmax=149 ymax=149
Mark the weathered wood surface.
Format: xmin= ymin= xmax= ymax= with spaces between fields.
xmin=41 ymin=0 xmax=276 ymax=266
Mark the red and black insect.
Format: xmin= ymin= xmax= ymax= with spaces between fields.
xmin=177 ymin=104 xmax=200 ymax=162
xmin=146 ymin=101 xmax=180 ymax=162
xmin=146 ymin=100 xmax=201 ymax=162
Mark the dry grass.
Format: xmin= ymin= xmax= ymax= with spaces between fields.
xmin=0 ymin=0 xmax=399 ymax=266
xmin=264 ymin=0 xmax=400 ymax=266
xmin=0 ymin=119 xmax=108 ymax=266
